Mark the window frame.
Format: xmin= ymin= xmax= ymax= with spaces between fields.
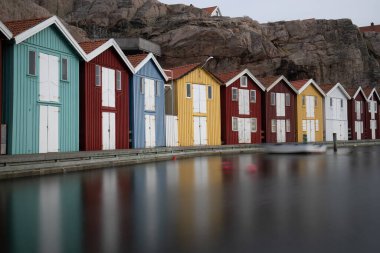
xmin=285 ymin=93 xmax=290 ymax=106
xmin=232 ymin=117 xmax=238 ymax=131
xmin=286 ymin=119 xmax=291 ymax=132
xmin=155 ymin=80 xmax=160 ymax=96
xmin=330 ymin=97 xmax=333 ymax=107
xmin=140 ymin=77 xmax=145 ymax=94
xmin=61 ymin=57 xmax=69 ymax=81
xmin=208 ymin=85 xmax=212 ymax=99
xmin=302 ymin=96 xmax=306 ymax=106
xmin=251 ymin=118 xmax=257 ymax=132
xmin=271 ymin=119 xmax=277 ymax=133
xmin=95 ymin=65 xmax=101 ymax=86
xmin=186 ymin=83 xmax=191 ymax=98
xmin=116 ymin=70 xmax=122 ymax=91
xmin=270 ymin=92 xmax=276 ymax=106
xmin=28 ymin=50 xmax=37 ymax=76
xmin=240 ymin=76 xmax=248 ymax=87
xmin=231 ymin=88 xmax=238 ymax=101
xmin=250 ymin=90 xmax=256 ymax=103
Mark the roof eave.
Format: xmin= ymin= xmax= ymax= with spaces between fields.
xmin=225 ymin=69 xmax=266 ymax=91
xmin=0 ymin=21 xmax=12 ymax=39
xmin=267 ymin=75 xmax=298 ymax=93
xmin=134 ymin=53 xmax=168 ymax=81
xmin=326 ymin=83 xmax=351 ymax=99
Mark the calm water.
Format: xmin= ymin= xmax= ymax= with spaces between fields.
xmin=1 ymin=146 xmax=380 ymax=253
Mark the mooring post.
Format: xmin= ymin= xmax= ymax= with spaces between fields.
xmin=333 ymin=133 xmax=337 ymax=152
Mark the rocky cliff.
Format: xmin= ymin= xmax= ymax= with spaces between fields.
xmin=1 ymin=0 xmax=379 ymax=86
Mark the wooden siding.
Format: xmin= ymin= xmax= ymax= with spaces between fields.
xmin=174 ymin=67 xmax=221 ymax=146
xmin=3 ymin=26 xmax=80 ymax=154
xmin=347 ymin=92 xmax=367 ymax=140
xmin=130 ymin=59 xmax=166 ymax=149
xmin=265 ymin=80 xmax=297 ymax=143
xmin=296 ymin=84 xmax=325 ymax=142
xmin=221 ymin=74 xmax=263 ymax=144
xmin=80 ymin=48 xmax=130 ymax=151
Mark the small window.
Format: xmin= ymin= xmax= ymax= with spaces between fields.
xmin=116 ymin=70 xmax=121 ymax=90
xmin=330 ymin=98 xmax=333 ymax=107
xmin=95 ymin=65 xmax=101 ymax=86
xmin=156 ymin=81 xmax=160 ymax=96
xmin=232 ymin=117 xmax=238 ymax=131
xmin=251 ymin=118 xmax=257 ymax=132
xmin=315 ymin=96 xmax=318 ymax=107
xmin=302 ymin=120 xmax=307 ymax=131
xmin=250 ymin=90 xmax=256 ymax=103
xmin=271 ymin=119 xmax=276 ymax=133
xmin=240 ymin=76 xmax=247 ymax=87
xmin=360 ymin=101 xmax=363 ymax=113
xmin=285 ymin=93 xmax=290 ymax=106
xmin=375 ymin=101 xmax=378 ymax=113
xmin=316 ymin=120 xmax=319 ymax=131
xmin=28 ymin=50 xmax=36 ymax=75
xmin=341 ymin=99 xmax=344 ymax=108
xmin=232 ymin=88 xmax=238 ymax=101
xmin=302 ymin=96 xmax=305 ymax=106
xmin=286 ymin=119 xmax=290 ymax=132
xmin=270 ymin=92 xmax=276 ymax=106
xmin=208 ymin=85 xmax=212 ymax=99
xmin=62 ymin=58 xmax=68 ymax=81
xmin=140 ymin=78 xmax=145 ymax=94
xmin=186 ymin=83 xmax=191 ymax=98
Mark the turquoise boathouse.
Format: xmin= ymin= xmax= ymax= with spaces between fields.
xmin=3 ymin=16 xmax=86 ymax=154
xmin=127 ymin=53 xmax=168 ymax=148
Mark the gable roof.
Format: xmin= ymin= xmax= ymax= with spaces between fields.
xmin=127 ymin=53 xmax=168 ymax=81
xmin=291 ymin=79 xmax=326 ymax=96
xmin=0 ymin=21 xmax=12 ymax=39
xmin=359 ymin=24 xmax=380 ymax=33
xmin=346 ymin=86 xmax=368 ymax=100
xmin=203 ymin=6 xmax=218 ymax=15
xmin=320 ymin=83 xmax=351 ymax=99
xmin=363 ymin=86 xmax=380 ymax=101
xmin=166 ymin=63 xmax=201 ymax=80
xmin=80 ymin=39 xmax=134 ymax=73
xmin=258 ymin=75 xmax=298 ymax=93
xmin=215 ymin=69 xmax=265 ymax=91
xmin=5 ymin=16 xmax=87 ymax=60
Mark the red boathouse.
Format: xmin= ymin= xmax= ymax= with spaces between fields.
xmin=258 ymin=76 xmax=298 ymax=143
xmin=79 ymin=39 xmax=134 ymax=150
xmin=216 ymin=69 xmax=265 ymax=144
xmin=346 ymin=86 xmax=368 ymax=140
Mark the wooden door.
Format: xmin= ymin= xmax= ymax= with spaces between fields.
xmin=194 ymin=116 xmax=207 ymax=145
xmin=145 ymin=115 xmax=156 ymax=148
xmin=276 ymin=120 xmax=286 ymax=143
xmin=102 ymin=112 xmax=115 ymax=150
xmin=306 ymin=96 xmax=315 ymax=118
xmin=39 ymin=53 xmax=59 ymax=102
xmin=238 ymin=89 xmax=249 ymax=115
xmin=193 ymin=85 xmax=207 ymax=113
xmin=102 ymin=67 xmax=115 ymax=108
xmin=144 ymin=79 xmax=155 ymax=111
xmin=39 ymin=105 xmax=59 ymax=153
xmin=370 ymin=120 xmax=376 ymax=139
xmin=355 ymin=121 xmax=362 ymax=140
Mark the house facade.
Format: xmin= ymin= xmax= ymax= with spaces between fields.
xmin=79 ymin=39 xmax=134 ymax=151
xmin=347 ymin=87 xmax=368 ymax=140
xmin=259 ymin=76 xmax=297 ymax=143
xmin=166 ymin=63 xmax=221 ymax=146
xmin=217 ymin=69 xmax=265 ymax=144
xmin=320 ymin=83 xmax=350 ymax=141
xmin=363 ymin=87 xmax=380 ymax=139
xmin=3 ymin=16 xmax=86 ymax=154
xmin=127 ymin=53 xmax=167 ymax=148
xmin=0 ymin=21 xmax=12 ymax=154
xmin=292 ymin=79 xmax=325 ymax=142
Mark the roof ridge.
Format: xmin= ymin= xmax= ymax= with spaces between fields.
xmin=168 ymin=62 xmax=200 ymax=70
xmin=5 ymin=16 xmax=51 ymax=24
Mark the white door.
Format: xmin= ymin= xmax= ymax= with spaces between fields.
xmin=193 ymin=85 xmax=207 ymax=113
xmin=194 ymin=116 xmax=207 ymax=145
xmin=102 ymin=67 xmax=116 ymax=108
xmin=145 ymin=115 xmax=156 ymax=148
xmin=102 ymin=112 xmax=116 ymax=150
xmin=276 ymin=120 xmax=286 ymax=143
xmin=355 ymin=121 xmax=362 ymax=140
xmin=306 ymin=96 xmax=315 ymax=118
xmin=165 ymin=115 xmax=179 ymax=147
xmin=238 ymin=118 xmax=244 ymax=143
xmin=244 ymin=118 xmax=251 ymax=143
xmin=238 ymin=89 xmax=249 ymax=115
xmin=39 ymin=53 xmax=59 ymax=102
xmin=39 ymin=105 xmax=59 ymax=153
xmin=306 ymin=120 xmax=316 ymax=142
xmin=356 ymin=101 xmax=361 ymax=120
xmin=144 ymin=79 xmax=155 ymax=111
xmin=370 ymin=120 xmax=376 ymax=139
xmin=276 ymin=93 xmax=285 ymax=117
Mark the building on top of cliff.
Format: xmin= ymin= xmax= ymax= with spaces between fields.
xmin=202 ymin=6 xmax=222 ymax=17
xmin=115 ymin=38 xmax=161 ymax=56
xmin=359 ymin=22 xmax=380 ymax=32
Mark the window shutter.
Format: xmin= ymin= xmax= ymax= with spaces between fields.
xmin=250 ymin=90 xmax=256 ymax=103
xmin=156 ymin=81 xmax=160 ymax=96
xmin=286 ymin=119 xmax=290 ymax=132
xmin=95 ymin=65 xmax=101 ymax=86
xmin=285 ymin=93 xmax=290 ymax=106
xmin=141 ymin=78 xmax=145 ymax=94
xmin=116 ymin=70 xmax=122 ymax=91
xmin=271 ymin=119 xmax=277 ymax=133
xmin=270 ymin=92 xmax=276 ymax=105
xmin=251 ymin=118 xmax=257 ymax=132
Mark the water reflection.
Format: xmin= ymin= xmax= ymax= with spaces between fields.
xmin=1 ymin=147 xmax=380 ymax=252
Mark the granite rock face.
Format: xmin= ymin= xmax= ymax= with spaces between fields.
xmin=2 ymin=0 xmax=380 ymax=86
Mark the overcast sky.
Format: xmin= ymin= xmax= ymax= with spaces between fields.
xmin=160 ymin=0 xmax=379 ymax=27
